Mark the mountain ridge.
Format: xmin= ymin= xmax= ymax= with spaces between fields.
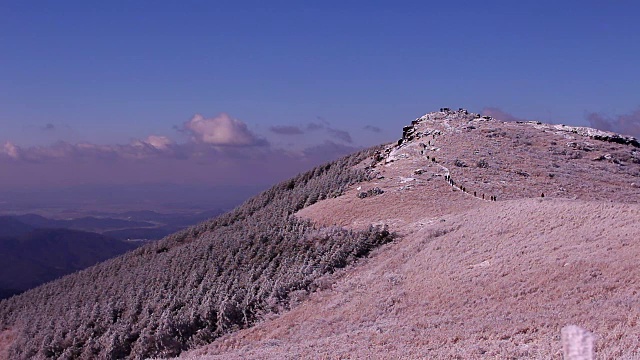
xmin=177 ymin=109 xmax=640 ymax=359
xmin=2 ymin=109 xmax=640 ymax=359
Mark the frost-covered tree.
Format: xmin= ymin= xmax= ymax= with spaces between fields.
xmin=0 ymin=146 xmax=393 ymax=359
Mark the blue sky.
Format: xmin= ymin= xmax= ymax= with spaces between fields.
xmin=1 ymin=1 xmax=639 ymax=191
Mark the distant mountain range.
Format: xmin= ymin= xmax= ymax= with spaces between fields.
xmin=10 ymin=214 xmax=155 ymax=232
xmin=0 ymin=209 xmax=224 ymax=300
xmin=100 ymin=209 xmax=224 ymax=241
xmin=0 ymin=208 xmax=224 ymax=238
xmin=0 ymin=216 xmax=35 ymax=238
xmin=0 ymin=223 xmax=138 ymax=299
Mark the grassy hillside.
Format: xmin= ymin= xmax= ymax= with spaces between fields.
xmin=185 ymin=199 xmax=640 ymax=359
xmin=0 ymin=147 xmax=392 ymax=359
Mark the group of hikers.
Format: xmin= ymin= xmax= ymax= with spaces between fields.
xmin=415 ymin=124 xmax=499 ymax=202
xmin=444 ymin=174 xmax=497 ymax=201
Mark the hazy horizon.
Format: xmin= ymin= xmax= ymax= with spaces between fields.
xmin=0 ymin=182 xmax=272 ymax=216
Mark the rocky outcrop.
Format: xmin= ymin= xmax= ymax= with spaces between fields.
xmin=591 ymin=133 xmax=640 ymax=148
xmin=520 ymin=121 xmax=640 ymax=148
xmin=376 ymin=107 xmax=639 ymax=206
xmin=397 ymin=108 xmax=479 ymax=146
xmin=357 ymin=187 xmax=384 ymax=199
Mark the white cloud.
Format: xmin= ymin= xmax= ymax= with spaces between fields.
xmin=132 ymin=135 xmax=174 ymax=150
xmin=183 ymin=113 xmax=264 ymax=146
xmin=3 ymin=142 xmax=21 ymax=159
xmin=146 ymin=135 xmax=173 ymax=150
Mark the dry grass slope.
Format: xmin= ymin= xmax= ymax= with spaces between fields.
xmin=179 ymin=199 xmax=640 ymax=359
